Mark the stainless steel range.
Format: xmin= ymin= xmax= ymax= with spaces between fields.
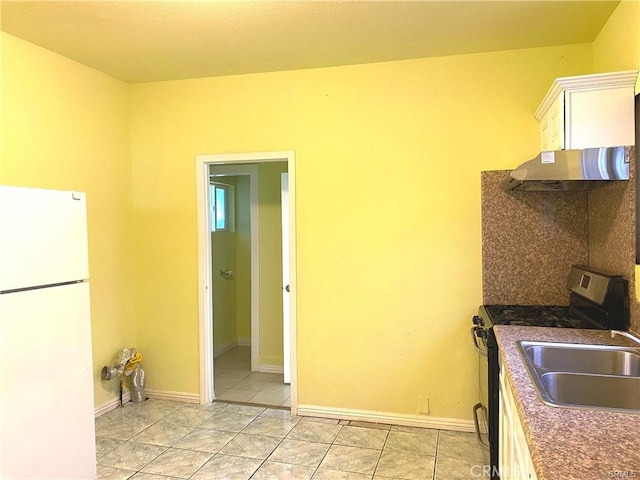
xmin=471 ymin=264 xmax=629 ymax=480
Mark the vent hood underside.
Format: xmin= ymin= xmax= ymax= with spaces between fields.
xmin=508 ymin=146 xmax=631 ymax=191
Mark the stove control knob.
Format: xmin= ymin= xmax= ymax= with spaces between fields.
xmin=472 ymin=315 xmax=484 ymax=327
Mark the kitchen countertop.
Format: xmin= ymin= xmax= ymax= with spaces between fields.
xmin=494 ymin=326 xmax=640 ymax=480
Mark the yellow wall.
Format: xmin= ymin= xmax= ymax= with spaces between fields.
xmin=210 ymin=173 xmax=253 ymax=350
xmin=130 ymin=43 xmax=591 ymax=418
xmin=0 ymin=33 xmax=135 ymax=407
xmin=9 ymin=5 xmax=634 ymax=417
xmin=258 ymin=162 xmax=287 ymax=366
xmin=592 ymin=0 xmax=640 ymax=299
xmin=211 ymin=224 xmax=237 ymax=350
xmin=593 ymin=0 xmax=640 ymax=83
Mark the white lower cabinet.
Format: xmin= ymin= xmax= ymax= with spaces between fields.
xmin=499 ymin=358 xmax=538 ymax=480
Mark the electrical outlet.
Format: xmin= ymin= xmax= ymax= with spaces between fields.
xmin=417 ymin=396 xmax=430 ymax=415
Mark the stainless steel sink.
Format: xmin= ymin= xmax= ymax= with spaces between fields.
xmin=540 ymin=372 xmax=640 ymax=410
xmin=519 ymin=341 xmax=640 ymax=376
xmin=516 ymin=341 xmax=640 ymax=412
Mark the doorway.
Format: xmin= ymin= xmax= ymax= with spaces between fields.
xmin=195 ymin=151 xmax=297 ymax=414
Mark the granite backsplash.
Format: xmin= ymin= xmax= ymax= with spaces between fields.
xmin=481 ymin=147 xmax=639 ymax=332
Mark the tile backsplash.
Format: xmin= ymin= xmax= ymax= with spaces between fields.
xmin=481 ymin=171 xmax=588 ymax=305
xmin=481 ymin=147 xmax=639 ymax=331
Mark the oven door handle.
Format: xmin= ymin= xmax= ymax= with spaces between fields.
xmin=473 ymin=402 xmax=489 ymax=447
xmin=471 ymin=326 xmax=488 ymax=357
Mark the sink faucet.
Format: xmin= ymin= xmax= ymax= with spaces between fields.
xmin=611 ymin=330 xmax=640 ymax=346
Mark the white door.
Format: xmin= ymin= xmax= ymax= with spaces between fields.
xmin=281 ymin=173 xmax=291 ymax=384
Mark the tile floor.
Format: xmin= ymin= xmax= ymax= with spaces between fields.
xmin=214 ymin=347 xmax=290 ymax=407
xmin=95 ymin=399 xmax=489 ymax=480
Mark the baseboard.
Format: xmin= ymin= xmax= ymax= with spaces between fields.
xmin=214 ymin=337 xmax=252 ymax=357
xmin=94 ymin=390 xmax=132 ymax=417
xmin=258 ymin=364 xmax=284 ymax=374
xmin=214 ymin=339 xmax=238 ymax=358
xmin=145 ymin=389 xmax=200 ymax=404
xmin=296 ymin=404 xmax=478 ymax=432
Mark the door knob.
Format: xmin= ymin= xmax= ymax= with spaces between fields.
xmin=285 ymin=285 xmax=290 ymax=292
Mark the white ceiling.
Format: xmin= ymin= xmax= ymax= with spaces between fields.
xmin=1 ymin=1 xmax=620 ymax=84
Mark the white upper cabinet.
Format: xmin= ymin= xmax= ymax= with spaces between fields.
xmin=535 ymin=71 xmax=637 ymax=151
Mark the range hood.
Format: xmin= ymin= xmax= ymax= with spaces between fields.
xmin=508 ymin=146 xmax=630 ymax=191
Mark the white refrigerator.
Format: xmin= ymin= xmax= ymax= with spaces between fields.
xmin=0 ymin=186 xmax=97 ymax=479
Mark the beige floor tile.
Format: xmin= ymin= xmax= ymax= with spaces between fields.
xmin=252 ymin=461 xmax=315 ymax=480
xmin=390 ymin=425 xmax=438 ymax=435
xmin=219 ymin=433 xmax=281 ymax=459
xmin=196 ymin=401 xmax=228 ymax=412
xmin=200 ymin=412 xmax=257 ymax=432
xmin=232 ymin=378 xmax=274 ymax=392
xmin=287 ymin=419 xmax=343 ymax=443
xmin=374 ymin=450 xmax=435 ymax=480
xmin=313 ymin=470 xmax=372 ymax=480
xmin=96 ymin=437 xmax=124 ymax=458
xmin=131 ymin=421 xmax=193 ymax=447
xmin=319 ymin=445 xmax=381 ymax=475
xmin=269 ymin=439 xmax=331 ymax=467
xmin=191 ymin=454 xmax=262 ymax=480
xmin=131 ymin=473 xmax=183 ymax=480
xmin=246 ymin=371 xmax=281 ymax=382
xmin=213 ymin=387 xmax=229 ymax=397
xmin=96 ymin=465 xmax=137 ymax=480
xmin=250 ymin=389 xmax=291 ymax=407
xmin=434 ymin=456 xmax=488 ymax=480
xmin=242 ymin=415 xmax=300 ymax=438
xmin=97 ymin=441 xmax=166 ymax=471
xmin=384 ymin=430 xmax=438 ymax=456
xmin=95 ymin=416 xmax=154 ymax=441
xmin=173 ymin=428 xmax=236 ymax=453
xmin=162 ymin=407 xmax=215 ymax=428
xmin=436 ymin=430 xmax=489 ymax=463
xmin=223 ymin=404 xmax=266 ymax=416
xmin=214 ymin=377 xmax=243 ymax=390
xmin=213 ymin=347 xmax=290 ymax=409
xmin=334 ymin=426 xmax=389 ymax=449
xmin=95 ymin=399 xmax=489 ymax=480
xmin=141 ymin=448 xmax=213 ymax=478
xmin=260 ymin=408 xmax=299 ymax=419
xmin=216 ymin=389 xmax=258 ymax=403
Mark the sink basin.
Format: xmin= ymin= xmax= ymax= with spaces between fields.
xmin=540 ymin=372 xmax=640 ymax=410
xmin=516 ymin=341 xmax=640 ymax=412
xmin=519 ymin=341 xmax=640 ymax=376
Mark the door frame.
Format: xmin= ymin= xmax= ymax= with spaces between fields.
xmin=208 ymin=164 xmax=260 ymax=372
xmin=195 ymin=151 xmax=298 ymax=413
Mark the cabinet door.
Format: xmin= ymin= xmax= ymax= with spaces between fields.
xmin=539 ymin=114 xmax=550 ymax=151
xmin=566 ymin=87 xmax=635 ymax=149
xmin=547 ymin=93 xmax=564 ymax=151
xmin=499 ymin=362 xmax=539 ymax=480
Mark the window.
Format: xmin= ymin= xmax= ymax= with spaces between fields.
xmin=210 ymin=182 xmax=234 ymax=232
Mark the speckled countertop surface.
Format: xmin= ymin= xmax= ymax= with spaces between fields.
xmin=494 ymin=326 xmax=640 ymax=480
